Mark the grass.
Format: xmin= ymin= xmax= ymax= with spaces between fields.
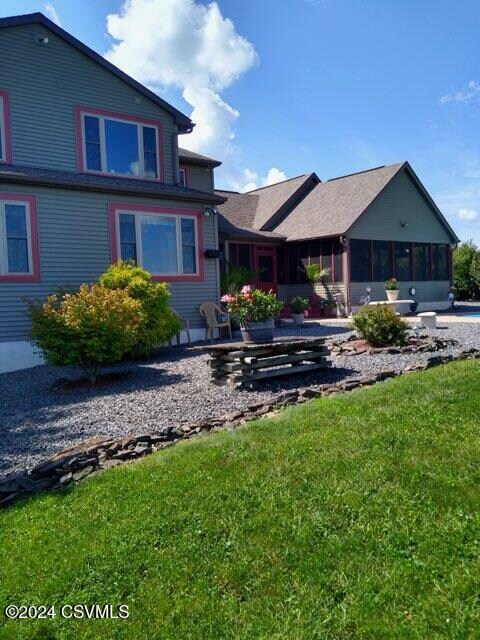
xmin=1 ymin=360 xmax=480 ymax=640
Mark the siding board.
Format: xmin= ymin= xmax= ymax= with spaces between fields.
xmin=0 ymin=182 xmax=220 ymax=340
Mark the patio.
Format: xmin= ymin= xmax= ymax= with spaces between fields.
xmin=1 ymin=319 xmax=479 ymax=480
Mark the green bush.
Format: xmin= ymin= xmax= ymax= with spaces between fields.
xmin=288 ymin=296 xmax=309 ymax=313
xmin=28 ymin=284 xmax=142 ymax=382
xmin=350 ymin=305 xmax=408 ymax=347
xmin=99 ymin=261 xmax=180 ymax=356
xmin=453 ymin=240 xmax=480 ymax=300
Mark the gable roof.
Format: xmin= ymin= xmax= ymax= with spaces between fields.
xmin=0 ymin=163 xmax=226 ymax=204
xmin=273 ymin=162 xmax=459 ymax=242
xmin=178 ymin=148 xmax=221 ymax=168
xmin=0 ymin=12 xmax=193 ymax=132
xmin=216 ymin=173 xmax=319 ymax=236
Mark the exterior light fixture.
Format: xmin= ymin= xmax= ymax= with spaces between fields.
xmin=399 ymin=221 xmax=409 ymax=227
xmin=35 ymin=35 xmax=49 ymax=45
xmin=203 ymin=206 xmax=218 ymax=217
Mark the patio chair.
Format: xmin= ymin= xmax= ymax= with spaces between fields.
xmin=199 ymin=302 xmax=232 ymax=342
xmin=170 ymin=309 xmax=191 ymax=346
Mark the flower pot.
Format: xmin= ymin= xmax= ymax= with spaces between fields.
xmin=291 ymin=313 xmax=305 ymax=326
xmin=386 ymin=290 xmax=399 ymax=302
xmin=240 ymin=318 xmax=275 ymax=343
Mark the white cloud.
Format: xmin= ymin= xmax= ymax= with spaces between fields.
xmin=230 ymin=167 xmax=288 ymax=192
xmin=458 ymin=208 xmax=479 ymax=221
xmin=44 ymin=2 xmax=61 ymax=26
xmin=105 ymin=0 xmax=257 ymax=161
xmin=440 ymin=80 xmax=480 ymax=105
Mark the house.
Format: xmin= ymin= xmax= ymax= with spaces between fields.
xmin=216 ymin=163 xmax=459 ymax=314
xmin=0 ymin=12 xmax=225 ymax=372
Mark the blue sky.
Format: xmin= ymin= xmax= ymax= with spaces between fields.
xmin=2 ymin=0 xmax=480 ymax=244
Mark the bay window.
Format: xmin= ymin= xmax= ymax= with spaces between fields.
xmin=77 ymin=107 xmax=161 ymax=179
xmin=0 ymin=195 xmax=39 ymax=281
xmin=112 ymin=205 xmax=202 ymax=281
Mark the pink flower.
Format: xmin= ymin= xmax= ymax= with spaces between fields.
xmin=241 ymin=285 xmax=252 ymax=294
xmin=221 ymin=294 xmax=234 ymax=303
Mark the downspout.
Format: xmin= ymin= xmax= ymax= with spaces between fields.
xmin=173 ymin=125 xmax=180 ymax=184
xmin=340 ymin=235 xmax=351 ymax=315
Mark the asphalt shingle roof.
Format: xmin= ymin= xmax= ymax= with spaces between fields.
xmin=0 ymin=163 xmax=225 ymax=204
xmin=216 ymin=174 xmax=316 ymax=235
xmin=273 ymin=163 xmax=405 ymax=240
xmin=178 ymin=148 xmax=221 ymax=167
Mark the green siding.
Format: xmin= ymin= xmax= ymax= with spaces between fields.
xmin=0 ymin=23 xmax=177 ymax=183
xmin=348 ymin=170 xmax=451 ymax=243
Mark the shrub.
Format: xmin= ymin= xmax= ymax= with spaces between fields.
xmin=304 ymin=263 xmax=330 ymax=284
xmin=221 ymin=285 xmax=283 ymax=326
xmin=288 ymin=296 xmax=309 ymax=314
xmin=99 ymin=261 xmax=180 ymax=356
xmin=28 ymin=284 xmax=142 ymax=382
xmin=350 ymin=305 xmax=408 ymax=347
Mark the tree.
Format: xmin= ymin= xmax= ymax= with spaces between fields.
xmin=453 ymin=240 xmax=480 ymax=300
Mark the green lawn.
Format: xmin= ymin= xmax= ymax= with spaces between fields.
xmin=1 ymin=360 xmax=480 ymax=640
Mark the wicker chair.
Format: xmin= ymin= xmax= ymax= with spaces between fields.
xmin=199 ymin=302 xmax=232 ymax=342
xmin=170 ymin=309 xmax=191 ymax=346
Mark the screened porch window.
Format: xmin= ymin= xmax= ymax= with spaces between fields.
xmin=413 ymin=243 xmax=430 ymax=281
xmin=372 ymin=240 xmax=393 ymax=282
xmin=432 ymin=244 xmax=449 ymax=280
xmin=81 ymin=111 xmax=159 ymax=178
xmin=394 ymin=242 xmax=412 ymax=281
xmin=350 ymin=239 xmax=371 ymax=282
xmin=117 ymin=211 xmax=199 ymax=276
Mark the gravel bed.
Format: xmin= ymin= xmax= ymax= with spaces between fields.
xmin=1 ymin=321 xmax=479 ymax=479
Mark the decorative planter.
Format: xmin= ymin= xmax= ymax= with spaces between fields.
xmin=291 ymin=313 xmax=305 ymax=326
xmin=240 ymin=318 xmax=275 ymax=343
xmin=386 ymin=290 xmax=399 ymax=302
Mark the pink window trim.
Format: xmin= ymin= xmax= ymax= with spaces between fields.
xmin=0 ymin=193 xmax=40 ymax=283
xmin=179 ymin=164 xmax=189 ymax=188
xmin=0 ymin=90 xmax=12 ymax=164
xmin=74 ymin=105 xmax=164 ymax=182
xmin=108 ymin=202 xmax=204 ymax=282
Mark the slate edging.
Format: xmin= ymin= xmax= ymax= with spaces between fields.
xmin=1 ymin=347 xmax=479 ymax=508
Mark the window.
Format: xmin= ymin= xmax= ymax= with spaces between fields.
xmin=432 ymin=244 xmax=449 ymax=280
xmin=333 ymin=239 xmax=343 ymax=282
xmin=394 ymin=242 xmax=412 ymax=281
xmin=0 ymin=91 xmax=12 ymax=164
xmin=413 ymin=243 xmax=430 ymax=281
xmin=350 ymin=239 xmax=371 ymax=282
xmin=77 ymin=107 xmax=161 ymax=179
xmin=178 ymin=168 xmax=187 ymax=187
xmin=111 ymin=204 xmax=202 ymax=281
xmin=372 ymin=240 xmax=393 ymax=282
xmin=0 ymin=195 xmax=39 ymax=281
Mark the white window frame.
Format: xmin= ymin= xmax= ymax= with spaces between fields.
xmin=178 ymin=168 xmax=186 ymax=187
xmin=0 ymin=96 xmax=5 ymax=162
xmin=116 ymin=210 xmax=199 ymax=277
xmin=81 ymin=112 xmax=159 ymax=179
xmin=0 ymin=200 xmax=33 ymax=275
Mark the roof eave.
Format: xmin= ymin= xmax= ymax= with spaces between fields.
xmin=0 ymin=12 xmax=193 ymax=132
xmin=0 ymin=171 xmax=226 ymax=204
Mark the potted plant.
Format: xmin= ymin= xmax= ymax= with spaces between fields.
xmin=384 ymin=277 xmax=399 ymax=301
xmin=288 ymin=296 xmax=309 ymax=326
xmin=221 ymin=285 xmax=283 ymax=343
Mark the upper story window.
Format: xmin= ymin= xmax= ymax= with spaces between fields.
xmin=75 ymin=106 xmax=163 ymax=180
xmin=0 ymin=91 xmax=12 ymax=164
xmin=0 ymin=194 xmax=40 ymax=282
xmin=178 ymin=168 xmax=187 ymax=187
xmin=109 ymin=203 xmax=204 ymax=282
